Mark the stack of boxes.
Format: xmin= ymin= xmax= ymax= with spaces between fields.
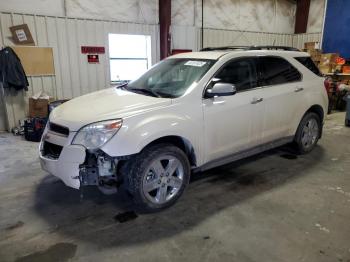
xmin=304 ymin=42 xmax=322 ymax=65
xmin=303 ymin=41 xmax=345 ymax=75
xmin=319 ymin=53 xmax=340 ymax=74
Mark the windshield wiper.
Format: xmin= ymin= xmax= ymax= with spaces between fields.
xmin=115 ymin=82 xmax=128 ymax=89
xmin=125 ymin=87 xmax=161 ymax=98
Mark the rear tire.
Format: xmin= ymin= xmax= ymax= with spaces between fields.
xmin=122 ymin=144 xmax=190 ymax=212
xmin=294 ymin=112 xmax=321 ymax=154
xmin=345 ymin=119 xmax=350 ymax=127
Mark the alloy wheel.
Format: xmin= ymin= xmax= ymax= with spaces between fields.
xmin=142 ymin=155 xmax=184 ymax=205
xmin=301 ymin=118 xmax=319 ymax=149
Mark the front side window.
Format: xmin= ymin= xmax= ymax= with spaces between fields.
xmin=126 ymin=59 xmax=216 ymax=98
xmin=215 ymin=58 xmax=258 ymax=92
xmin=259 ymin=57 xmax=302 ymax=86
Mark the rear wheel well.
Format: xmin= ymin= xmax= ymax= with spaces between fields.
xmin=300 ymin=105 xmax=324 ymax=138
xmin=306 ymin=105 xmax=324 ymax=123
xmin=145 ymin=136 xmax=197 ymax=167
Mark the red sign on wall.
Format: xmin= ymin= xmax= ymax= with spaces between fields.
xmin=87 ymin=54 xmax=99 ymax=63
xmin=81 ymin=46 xmax=105 ymax=54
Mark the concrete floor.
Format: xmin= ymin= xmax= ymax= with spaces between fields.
xmin=0 ymin=112 xmax=349 ymax=262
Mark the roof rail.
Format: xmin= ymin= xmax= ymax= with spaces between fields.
xmin=248 ymin=45 xmax=300 ymax=51
xmin=200 ymin=46 xmax=250 ymax=51
xmin=200 ymin=45 xmax=300 ymax=52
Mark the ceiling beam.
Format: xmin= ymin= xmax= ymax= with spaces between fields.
xmin=159 ymin=0 xmax=171 ymax=59
xmin=294 ymin=0 xmax=311 ymax=34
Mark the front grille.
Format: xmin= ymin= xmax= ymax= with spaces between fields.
xmin=49 ymin=122 xmax=69 ymax=136
xmin=43 ymin=141 xmax=63 ymax=159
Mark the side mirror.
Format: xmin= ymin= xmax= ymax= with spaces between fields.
xmin=205 ymin=82 xmax=237 ymax=98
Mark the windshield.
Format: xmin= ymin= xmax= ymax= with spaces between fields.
xmin=125 ymin=58 xmax=216 ymax=98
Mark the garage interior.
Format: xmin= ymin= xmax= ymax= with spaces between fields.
xmin=0 ymin=0 xmax=350 ymax=261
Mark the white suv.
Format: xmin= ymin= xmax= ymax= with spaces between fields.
xmin=40 ymin=46 xmax=328 ymax=211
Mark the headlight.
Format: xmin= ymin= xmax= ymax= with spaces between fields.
xmin=72 ymin=119 xmax=122 ymax=150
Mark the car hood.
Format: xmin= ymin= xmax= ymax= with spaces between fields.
xmin=50 ymin=87 xmax=172 ymax=131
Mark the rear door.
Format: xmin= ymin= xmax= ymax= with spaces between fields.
xmin=257 ymin=56 xmax=303 ymax=143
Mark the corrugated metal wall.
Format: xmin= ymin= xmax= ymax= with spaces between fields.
xmin=172 ymin=27 xmax=321 ymax=51
xmin=202 ymin=28 xmax=321 ymax=50
xmin=201 ymin=28 xmax=295 ymax=48
xmin=0 ymin=11 xmax=322 ymax=131
xmin=292 ymin=32 xmax=322 ymax=49
xmin=0 ymin=11 xmax=159 ymax=131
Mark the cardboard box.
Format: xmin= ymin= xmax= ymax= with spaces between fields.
xmin=311 ymin=54 xmax=321 ymax=62
xmin=334 ymin=65 xmax=343 ymax=73
xmin=306 ymin=49 xmax=320 ymax=54
xmin=311 ymin=52 xmax=322 ymax=62
xmin=304 ymin=42 xmax=320 ymax=50
xmin=319 ymin=65 xmax=334 ymax=74
xmin=9 ymin=24 xmax=35 ymax=45
xmin=29 ymin=96 xmax=54 ymax=118
xmin=342 ymin=65 xmax=350 ymax=74
xmin=305 ymin=49 xmax=322 ymax=62
xmin=320 ymin=53 xmax=339 ymax=66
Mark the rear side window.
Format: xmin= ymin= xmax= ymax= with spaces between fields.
xmin=215 ymin=58 xmax=258 ymax=92
xmin=294 ymin=56 xmax=322 ymax=76
xmin=259 ymin=57 xmax=302 ymax=86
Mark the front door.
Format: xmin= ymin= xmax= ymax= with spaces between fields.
xmin=203 ymin=57 xmax=264 ymax=163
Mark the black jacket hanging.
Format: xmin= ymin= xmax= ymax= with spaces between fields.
xmin=0 ymin=47 xmax=29 ymax=91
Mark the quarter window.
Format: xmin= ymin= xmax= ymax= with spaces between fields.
xmin=215 ymin=58 xmax=258 ymax=92
xmin=294 ymin=57 xmax=322 ymax=76
xmin=259 ymin=57 xmax=302 ymax=86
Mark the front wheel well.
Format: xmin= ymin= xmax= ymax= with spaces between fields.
xmin=143 ymin=136 xmax=197 ymax=167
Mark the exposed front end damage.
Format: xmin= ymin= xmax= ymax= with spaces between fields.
xmin=79 ymin=151 xmax=123 ymax=195
xmin=40 ymin=127 xmax=125 ymax=195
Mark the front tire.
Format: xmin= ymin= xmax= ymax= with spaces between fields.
xmin=124 ymin=144 xmax=191 ymax=212
xmin=294 ymin=112 xmax=321 ymax=154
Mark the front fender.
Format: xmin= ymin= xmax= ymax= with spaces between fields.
xmin=100 ymin=112 xmax=203 ymax=162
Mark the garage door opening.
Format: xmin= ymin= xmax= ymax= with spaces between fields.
xmin=109 ymin=34 xmax=152 ymax=84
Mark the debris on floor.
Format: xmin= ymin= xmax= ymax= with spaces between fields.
xmin=315 ymin=223 xmax=330 ymax=233
xmin=114 ymin=211 xmax=138 ymax=223
xmin=280 ymin=153 xmax=298 ymax=160
xmin=14 ymin=243 xmax=77 ymax=262
xmin=5 ymin=221 xmax=24 ymax=231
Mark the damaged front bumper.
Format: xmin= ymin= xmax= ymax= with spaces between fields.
xmin=39 ymin=127 xmax=120 ymax=192
xmin=40 ymin=143 xmax=86 ymax=189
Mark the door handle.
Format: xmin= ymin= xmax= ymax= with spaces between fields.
xmin=294 ymin=87 xmax=304 ymax=92
xmin=251 ymin=97 xmax=263 ymax=104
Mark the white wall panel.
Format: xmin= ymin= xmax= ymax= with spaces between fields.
xmin=201 ymin=28 xmax=294 ymax=49
xmin=0 ymin=11 xmax=159 ymax=131
xmin=293 ymin=33 xmax=322 ymax=50
xmin=171 ymin=25 xmax=197 ymax=51
xmin=66 ymin=0 xmax=158 ymax=24
xmin=307 ymin=0 xmax=325 ymax=33
xmin=173 ymin=0 xmax=296 ymax=34
xmin=0 ymin=0 xmax=65 ymax=17
xmin=200 ymin=28 xmax=320 ymax=51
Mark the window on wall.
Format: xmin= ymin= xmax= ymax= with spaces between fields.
xmin=109 ymin=34 xmax=152 ymax=83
